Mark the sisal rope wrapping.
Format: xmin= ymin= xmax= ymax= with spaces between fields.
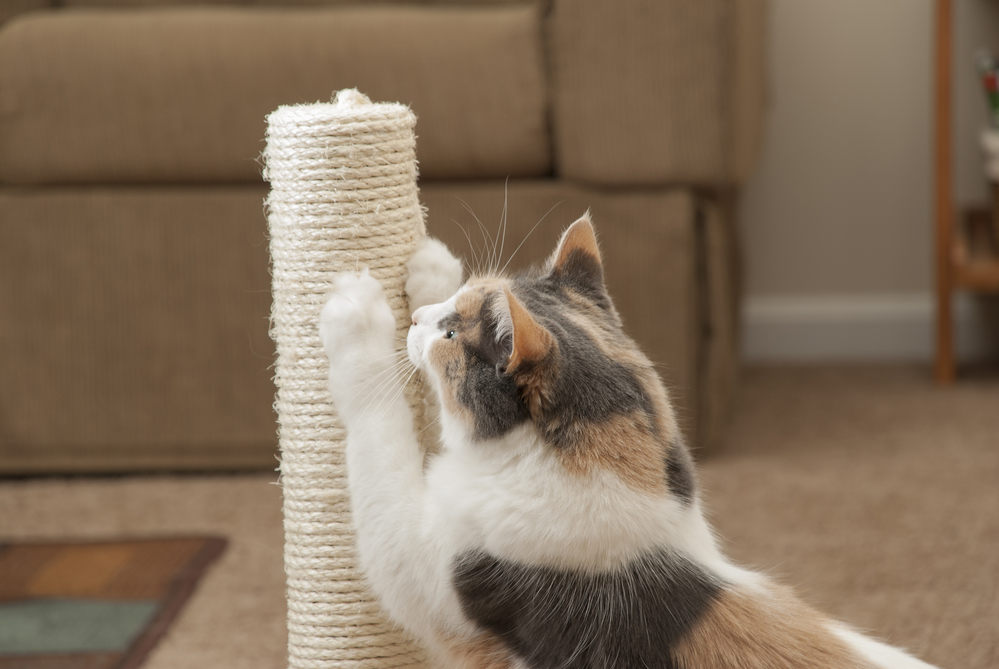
xmin=264 ymin=89 xmax=428 ymax=669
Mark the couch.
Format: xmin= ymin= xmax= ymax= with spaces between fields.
xmin=0 ymin=0 xmax=765 ymax=473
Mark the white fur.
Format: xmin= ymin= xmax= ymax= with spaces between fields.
xmin=405 ymin=236 xmax=464 ymax=314
xmin=409 ymin=289 xmax=461 ymax=374
xmin=832 ymin=625 xmax=940 ymax=669
xmin=321 ymin=241 xmax=939 ymax=669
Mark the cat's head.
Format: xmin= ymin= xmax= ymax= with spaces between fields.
xmin=408 ymin=213 xmax=688 ymax=495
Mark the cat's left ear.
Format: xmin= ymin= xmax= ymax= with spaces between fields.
xmin=499 ymin=287 xmax=554 ymax=416
xmin=501 ymin=287 xmax=554 ymax=374
xmin=547 ymin=211 xmax=606 ymax=296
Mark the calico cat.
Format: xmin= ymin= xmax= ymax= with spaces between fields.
xmin=319 ymin=213 xmax=939 ymax=669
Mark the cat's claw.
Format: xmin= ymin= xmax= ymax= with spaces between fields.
xmin=406 ymin=237 xmax=464 ymax=314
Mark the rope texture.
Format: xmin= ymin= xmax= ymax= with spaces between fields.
xmin=264 ymin=89 xmax=428 ymax=669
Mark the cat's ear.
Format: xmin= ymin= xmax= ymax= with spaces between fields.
xmin=499 ymin=287 xmax=553 ymax=416
xmin=501 ymin=287 xmax=553 ymax=374
xmin=547 ymin=211 xmax=604 ymax=290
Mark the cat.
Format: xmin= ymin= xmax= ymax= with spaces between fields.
xmin=319 ymin=213 xmax=939 ymax=669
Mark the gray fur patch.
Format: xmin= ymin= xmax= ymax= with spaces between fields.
xmin=514 ymin=279 xmax=655 ymax=450
xmin=453 ymin=548 xmax=722 ymax=669
xmin=664 ymin=440 xmax=697 ymax=505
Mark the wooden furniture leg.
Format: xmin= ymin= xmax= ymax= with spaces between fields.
xmin=935 ymin=0 xmax=955 ymax=384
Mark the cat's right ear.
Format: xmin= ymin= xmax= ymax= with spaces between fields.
xmin=547 ymin=211 xmax=604 ymax=294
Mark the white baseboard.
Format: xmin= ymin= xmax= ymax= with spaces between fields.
xmin=742 ymin=292 xmax=998 ymax=362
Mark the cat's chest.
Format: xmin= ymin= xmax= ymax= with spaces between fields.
xmin=425 ymin=443 xmax=677 ymax=571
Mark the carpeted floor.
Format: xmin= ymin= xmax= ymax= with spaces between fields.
xmin=0 ymin=364 xmax=995 ymax=669
xmin=699 ymin=365 xmax=999 ymax=669
xmin=0 ymin=476 xmax=288 ymax=668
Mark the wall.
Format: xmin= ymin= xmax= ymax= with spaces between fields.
xmin=740 ymin=0 xmax=999 ymax=361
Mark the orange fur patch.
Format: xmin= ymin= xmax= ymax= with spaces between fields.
xmin=455 ymin=278 xmax=508 ymax=321
xmin=556 ymin=410 xmax=668 ymax=495
xmin=673 ymin=585 xmax=874 ymax=669
xmin=436 ymin=632 xmax=515 ymax=669
xmin=556 ymin=307 xmax=685 ymax=496
xmin=429 ymin=336 xmax=472 ymax=423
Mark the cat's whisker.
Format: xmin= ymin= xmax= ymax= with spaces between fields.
xmin=349 ymin=355 xmax=413 ymax=399
xmin=415 ymin=415 xmax=437 ymax=437
xmin=355 ymin=374 xmax=412 ymax=422
xmin=450 ymin=218 xmax=483 ymax=276
xmin=456 ymin=197 xmax=496 ymax=275
xmin=365 ymin=365 xmax=419 ymax=422
xmin=340 ymin=361 xmax=408 ymax=400
xmin=495 ymin=177 xmax=510 ymax=276
xmin=499 ymin=200 xmax=563 ymax=276
xmin=359 ymin=359 xmax=414 ymax=401
xmin=367 ymin=346 xmax=409 ymax=361
xmin=415 ymin=411 xmax=444 ymax=441
xmin=351 ymin=348 xmax=409 ymax=370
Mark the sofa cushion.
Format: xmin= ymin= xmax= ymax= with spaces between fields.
xmin=0 ymin=5 xmax=549 ymax=185
xmin=548 ymin=0 xmax=765 ymax=186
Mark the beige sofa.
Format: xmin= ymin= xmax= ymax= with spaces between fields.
xmin=0 ymin=0 xmax=765 ymax=473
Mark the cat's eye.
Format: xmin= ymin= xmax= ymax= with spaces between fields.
xmin=445 ymin=330 xmax=456 ymax=340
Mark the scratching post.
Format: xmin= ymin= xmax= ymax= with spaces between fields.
xmin=264 ymin=89 xmax=427 ymax=669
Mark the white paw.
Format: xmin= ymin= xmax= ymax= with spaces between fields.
xmin=405 ymin=237 xmax=464 ymax=313
xmin=319 ymin=270 xmax=397 ymax=402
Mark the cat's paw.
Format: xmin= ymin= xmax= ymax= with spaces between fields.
xmin=319 ymin=270 xmax=397 ymax=408
xmin=406 ymin=237 xmax=463 ymax=313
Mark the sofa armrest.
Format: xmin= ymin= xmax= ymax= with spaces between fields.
xmin=548 ymin=0 xmax=766 ymax=187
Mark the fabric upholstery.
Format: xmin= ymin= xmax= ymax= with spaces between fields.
xmin=697 ymin=195 xmax=740 ymax=450
xmin=0 ymin=186 xmax=277 ymax=473
xmin=62 ymin=0 xmax=245 ymax=6
xmin=0 ymin=0 xmax=52 ymax=26
xmin=0 ymin=181 xmax=731 ymax=472
xmin=0 ymin=0 xmax=765 ymax=472
xmin=0 ymin=5 xmax=549 ymax=185
xmin=62 ymin=0 xmax=533 ymax=5
xmin=548 ymin=0 xmax=766 ymax=186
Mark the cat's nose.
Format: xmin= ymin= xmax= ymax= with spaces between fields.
xmin=411 ymin=305 xmax=428 ymax=326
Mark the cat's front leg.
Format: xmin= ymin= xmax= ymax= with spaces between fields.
xmin=406 ymin=236 xmax=464 ymax=314
xmin=318 ymin=269 xmax=446 ymax=637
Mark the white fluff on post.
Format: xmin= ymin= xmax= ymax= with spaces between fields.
xmin=264 ymin=89 xmax=427 ymax=669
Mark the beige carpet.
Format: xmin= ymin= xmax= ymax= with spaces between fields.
xmin=699 ymin=365 xmax=999 ymax=669
xmin=0 ymin=364 xmax=996 ymax=669
xmin=0 ymin=475 xmax=288 ymax=668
